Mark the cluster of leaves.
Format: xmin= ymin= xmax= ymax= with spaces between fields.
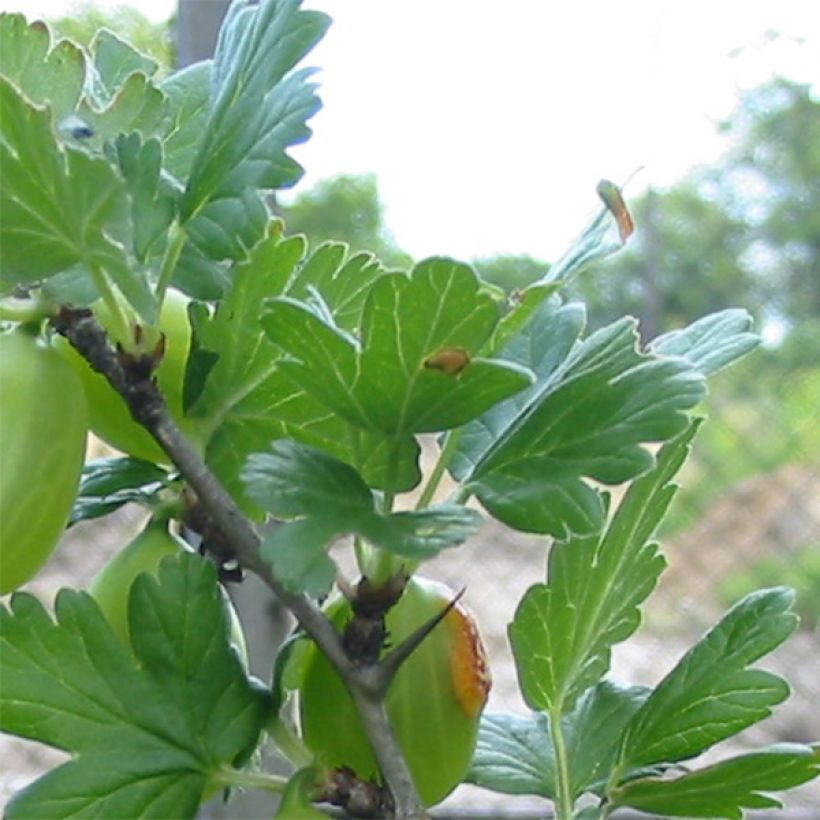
xmin=0 ymin=1 xmax=817 ymax=818
xmin=1 ymin=555 xmax=270 ymax=816
xmin=469 ymin=426 xmax=820 ymax=817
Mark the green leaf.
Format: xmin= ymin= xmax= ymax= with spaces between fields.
xmin=287 ymin=243 xmax=390 ymax=332
xmin=79 ymin=71 xmax=168 ymax=145
xmin=243 ymin=442 xmax=481 ymax=594
xmin=69 ymin=457 xmax=171 ymax=525
xmin=180 ymin=0 xmax=329 ymax=263
xmin=459 ymin=303 xmax=704 ymax=538
xmin=611 ymin=744 xmax=820 ymax=819
xmin=161 ymin=61 xmax=211 ymax=182
xmin=262 ymin=257 xmax=534 ymax=436
xmin=70 ymin=30 xmax=168 ymax=148
xmin=113 ymin=133 xmax=176 ymax=261
xmin=468 ymin=711 xmax=555 ymax=797
xmin=485 ymin=180 xmax=632 ymax=356
xmin=562 ymin=680 xmax=651 ymax=796
xmin=0 ymin=78 xmax=154 ymax=317
xmin=486 ymin=282 xmax=562 ymax=357
xmin=193 ymin=226 xmax=302 ymax=422
xmin=87 ymin=28 xmax=158 ymax=104
xmin=651 ymin=308 xmax=760 ymax=376
xmin=0 ymin=554 xmax=269 ymax=818
xmin=173 ymin=240 xmax=231 ymax=300
xmin=618 ymin=588 xmax=798 ymax=770
xmin=544 ymin=179 xmax=633 ymax=286
xmin=245 ymin=440 xmax=374 ymax=522
xmin=276 ymin=768 xmax=325 ymax=818
xmin=508 ymin=423 xmax=699 ymax=714
xmin=259 ymin=518 xmax=341 ymax=597
xmin=0 ymin=13 xmax=85 ymax=122
xmin=184 ymin=189 xmax=269 ymax=262
xmin=190 ymin=229 xmax=417 ymax=505
xmin=450 ymin=297 xmax=586 ymax=479
xmin=468 ymin=681 xmax=650 ymax=800
xmin=361 ymin=505 xmax=483 ymax=560
xmin=6 ymin=755 xmax=204 ymax=820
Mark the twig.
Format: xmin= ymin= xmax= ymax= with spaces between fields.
xmin=51 ymin=308 xmax=428 ymax=819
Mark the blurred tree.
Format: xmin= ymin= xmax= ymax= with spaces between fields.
xmin=49 ymin=3 xmax=175 ymax=74
xmin=716 ymin=78 xmax=820 ymax=324
xmin=279 ymin=174 xmax=412 ymax=269
xmin=565 ymin=79 xmax=820 ymax=340
xmin=568 ymin=181 xmax=753 ymax=337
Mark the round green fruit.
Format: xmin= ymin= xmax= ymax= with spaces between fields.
xmin=56 ymin=288 xmax=194 ymax=464
xmin=0 ymin=329 xmax=88 ymax=594
xmin=299 ymin=576 xmax=491 ymax=807
xmin=89 ymin=520 xmax=248 ymax=664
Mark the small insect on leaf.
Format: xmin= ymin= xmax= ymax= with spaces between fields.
xmin=58 ymin=114 xmax=95 ymax=140
xmin=596 ymin=179 xmax=635 ymax=243
xmin=424 ymin=347 xmax=471 ymax=376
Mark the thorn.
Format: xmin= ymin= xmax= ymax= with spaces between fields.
xmin=377 ymin=588 xmax=466 ymax=688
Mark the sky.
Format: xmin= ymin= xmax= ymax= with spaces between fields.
xmin=3 ymin=0 xmax=818 ymax=262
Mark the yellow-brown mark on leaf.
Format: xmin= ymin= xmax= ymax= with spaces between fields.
xmin=424 ymin=347 xmax=471 ymax=376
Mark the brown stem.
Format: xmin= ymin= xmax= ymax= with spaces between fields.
xmin=51 ymin=308 xmax=427 ymax=818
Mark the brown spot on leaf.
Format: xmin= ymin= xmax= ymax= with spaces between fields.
xmin=424 ymin=347 xmax=471 ymax=375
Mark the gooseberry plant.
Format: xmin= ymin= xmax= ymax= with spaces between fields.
xmin=0 ymin=2 xmax=817 ymax=818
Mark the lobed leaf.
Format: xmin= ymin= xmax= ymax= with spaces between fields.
xmin=0 ymin=13 xmax=85 ymax=121
xmin=468 ymin=681 xmax=650 ymax=801
xmin=651 ymin=308 xmax=760 ymax=377
xmin=562 ymin=680 xmax=652 ymax=797
xmin=161 ymin=61 xmax=211 ymax=183
xmin=180 ymin=0 xmax=329 ymax=266
xmin=286 ymin=242 xmax=389 ymax=332
xmin=0 ymin=78 xmax=154 ymax=317
xmin=190 ymin=229 xmax=419 ymax=506
xmin=508 ymin=422 xmax=699 ymax=714
xmin=618 ymin=588 xmax=798 ymax=770
xmin=0 ymin=554 xmax=268 ymax=818
xmin=262 ymin=257 xmax=534 ymax=437
xmin=458 ymin=300 xmax=704 ymax=539
xmin=611 ymin=744 xmax=820 ymax=819
xmin=467 ymin=711 xmax=556 ymax=797
xmin=243 ymin=442 xmax=481 ymax=595
xmin=78 ymin=71 xmax=169 ymax=146
xmin=113 ymin=133 xmax=176 ymax=261
xmin=87 ymin=28 xmax=158 ymax=104
xmin=69 ymin=457 xmax=171 ymax=525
